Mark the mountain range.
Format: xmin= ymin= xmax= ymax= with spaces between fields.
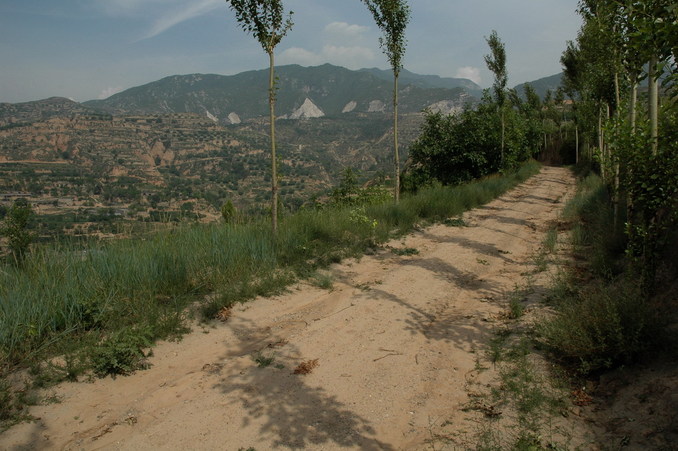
xmin=514 ymin=73 xmax=564 ymax=99
xmin=1 ymin=64 xmax=563 ymax=128
xmin=0 ymin=64 xmax=563 ymax=238
xmin=81 ymin=64 xmax=480 ymax=124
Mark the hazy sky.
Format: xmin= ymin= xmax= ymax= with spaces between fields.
xmin=0 ymin=0 xmax=582 ymax=104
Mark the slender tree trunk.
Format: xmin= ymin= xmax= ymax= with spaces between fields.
xmin=393 ymin=73 xmax=400 ymax=203
xmin=614 ymin=160 xmax=621 ymax=229
xmin=606 ymin=103 xmax=611 ymax=183
xmin=630 ymin=77 xmax=638 ymax=131
xmin=575 ymin=124 xmax=579 ymax=164
xmin=611 ymin=87 xmax=620 ymax=227
xmin=500 ymin=107 xmax=505 ymax=167
xmin=614 ymin=71 xmax=621 ymax=116
xmin=598 ymin=105 xmax=606 ymax=180
xmin=627 ymin=76 xmax=638 ymax=224
xmin=648 ymin=55 xmax=659 ymax=155
xmin=612 ymin=95 xmax=619 ymax=228
xmin=269 ymin=50 xmax=278 ymax=234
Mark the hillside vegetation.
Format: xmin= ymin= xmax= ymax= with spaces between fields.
xmin=0 ymin=162 xmax=540 ymax=428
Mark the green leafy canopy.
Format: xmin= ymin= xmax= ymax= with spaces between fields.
xmin=226 ymin=0 xmax=293 ymax=53
xmin=484 ymin=30 xmax=507 ymax=105
xmin=361 ymin=0 xmax=411 ymax=76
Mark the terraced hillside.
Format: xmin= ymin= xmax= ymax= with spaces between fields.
xmin=0 ymin=110 xmax=424 ymax=238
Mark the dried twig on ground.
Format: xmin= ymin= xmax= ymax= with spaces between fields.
xmin=215 ymin=307 xmax=232 ymax=322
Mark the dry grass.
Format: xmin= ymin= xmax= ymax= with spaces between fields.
xmin=215 ymin=307 xmax=232 ymax=322
xmin=293 ymin=359 xmax=319 ymax=375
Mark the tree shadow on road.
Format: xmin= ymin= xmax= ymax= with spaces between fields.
xmin=214 ymin=316 xmax=394 ymax=450
xmin=419 ymin=231 xmax=519 ymax=264
xmin=364 ymin=285 xmax=497 ymax=352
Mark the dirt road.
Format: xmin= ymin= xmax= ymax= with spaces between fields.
xmin=2 ymin=166 xmax=577 ymax=450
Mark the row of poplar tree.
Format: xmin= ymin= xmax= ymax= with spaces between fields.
xmin=224 ymin=0 xmax=676 ymax=293
xmin=225 ymin=0 xmax=410 ymax=234
xmin=561 ymin=0 xmax=677 ymax=289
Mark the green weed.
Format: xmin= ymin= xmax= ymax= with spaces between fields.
xmin=481 ymin=335 xmax=568 ymax=450
xmin=391 ymin=247 xmax=419 ymax=256
xmin=253 ymin=352 xmax=275 ymax=368
xmin=533 ymin=228 xmax=558 ymax=273
xmin=544 ymin=228 xmax=557 ymax=254
xmin=309 ymin=272 xmax=334 ymax=290
xmin=443 ymin=217 xmax=466 ymax=227
xmin=0 ymin=379 xmax=33 ymax=432
xmin=488 ymin=328 xmax=512 ymax=364
xmin=508 ymin=297 xmax=525 ymax=320
xmin=90 ymin=326 xmax=153 ymax=377
xmin=30 ymin=353 xmax=88 ymax=387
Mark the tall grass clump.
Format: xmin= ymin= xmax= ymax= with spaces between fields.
xmin=0 ymin=160 xmax=540 ymax=380
xmin=536 ymin=169 xmax=671 ymax=375
xmin=370 ymin=160 xmax=541 ymax=234
xmin=537 ymin=279 xmax=657 ymax=375
xmin=561 ymin=173 xmax=626 ymax=277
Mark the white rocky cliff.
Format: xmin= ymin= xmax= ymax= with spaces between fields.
xmin=288 ymin=98 xmax=325 ymax=120
xmin=227 ymin=112 xmax=241 ymax=124
xmin=342 ymin=101 xmax=357 ymax=113
xmin=367 ymin=100 xmax=386 ymax=113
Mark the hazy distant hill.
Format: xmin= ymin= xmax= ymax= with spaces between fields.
xmin=358 ymin=67 xmax=483 ymax=97
xmin=514 ymin=73 xmax=564 ymax=99
xmin=83 ymin=64 xmax=475 ymax=123
xmin=0 ymin=97 xmax=96 ymax=128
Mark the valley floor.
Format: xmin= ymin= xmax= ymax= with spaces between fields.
xmin=3 ymin=167 xmax=605 ymax=450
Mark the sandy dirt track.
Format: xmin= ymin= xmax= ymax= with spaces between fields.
xmin=2 ymin=166 xmax=578 ymax=450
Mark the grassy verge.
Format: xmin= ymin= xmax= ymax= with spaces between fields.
xmin=534 ymin=170 xmax=673 ymax=376
xmin=458 ymin=282 xmax=573 ymax=450
xmin=477 ymin=336 xmax=570 ymax=450
xmin=463 ymin=227 xmax=577 ymax=449
xmin=0 ymin=160 xmax=541 ymax=428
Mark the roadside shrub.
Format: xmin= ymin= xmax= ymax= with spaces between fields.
xmin=90 ymin=326 xmax=153 ymax=377
xmin=0 ymin=379 xmax=31 ymax=431
xmin=537 ymin=168 xmax=670 ymax=375
xmin=0 ymin=379 xmax=18 ymax=422
xmin=1 ymin=199 xmax=34 ymax=264
xmin=536 ymin=278 xmax=659 ymax=375
xmin=562 ymin=173 xmax=626 ymax=277
xmin=221 ymin=200 xmax=238 ymax=223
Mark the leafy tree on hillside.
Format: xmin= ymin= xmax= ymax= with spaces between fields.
xmin=404 ymin=97 xmax=500 ymax=190
xmin=1 ymin=199 xmax=34 ymax=264
xmin=362 ymin=0 xmax=411 ymax=202
xmin=226 ymin=0 xmax=293 ymax=234
xmin=221 ymin=200 xmax=238 ymax=224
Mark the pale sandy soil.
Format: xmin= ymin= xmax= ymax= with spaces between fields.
xmin=2 ymin=166 xmax=593 ymax=450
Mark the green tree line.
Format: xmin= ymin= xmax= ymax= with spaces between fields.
xmin=562 ymin=0 xmax=677 ymax=290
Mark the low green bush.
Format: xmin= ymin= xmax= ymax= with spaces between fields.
xmin=536 ymin=279 xmax=659 ymax=374
xmin=90 ymin=326 xmax=153 ymax=377
xmin=537 ymin=169 xmax=671 ymax=375
xmin=0 ymin=379 xmax=32 ymax=431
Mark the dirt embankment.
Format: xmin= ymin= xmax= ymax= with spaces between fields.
xmin=3 ymin=166 xmax=590 ymax=450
